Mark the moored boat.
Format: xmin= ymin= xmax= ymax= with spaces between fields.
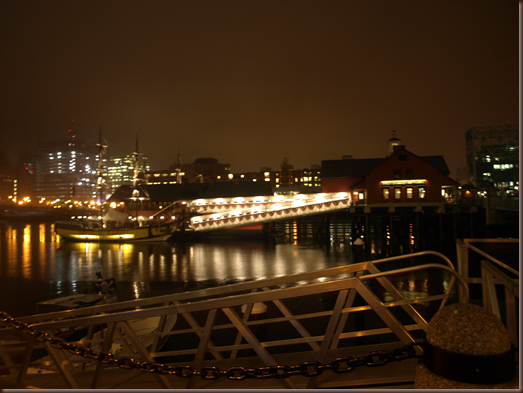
xmin=54 ymin=131 xmax=175 ymax=243
xmin=55 ymin=220 xmax=174 ymax=242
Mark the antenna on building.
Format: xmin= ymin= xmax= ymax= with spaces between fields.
xmin=68 ymin=119 xmax=77 ymax=146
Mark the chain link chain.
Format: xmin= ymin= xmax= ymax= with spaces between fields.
xmin=0 ymin=311 xmax=418 ymax=381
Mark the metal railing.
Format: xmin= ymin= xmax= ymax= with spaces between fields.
xmin=0 ymin=251 xmax=467 ymax=389
xmin=455 ymin=238 xmax=519 ymax=347
xmin=481 ymin=260 xmax=519 ymax=348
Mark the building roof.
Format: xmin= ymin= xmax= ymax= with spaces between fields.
xmin=199 ymin=181 xmax=273 ymax=198
xmin=418 ymin=156 xmax=450 ymax=176
xmin=321 ymin=158 xmax=383 ymax=178
xmin=108 ymin=181 xmax=273 ymax=203
xmin=321 ymin=148 xmax=451 ymax=178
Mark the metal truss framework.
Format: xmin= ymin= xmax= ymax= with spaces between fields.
xmin=466 ymin=125 xmax=519 ymax=161
xmin=465 ymin=125 xmax=519 ymax=187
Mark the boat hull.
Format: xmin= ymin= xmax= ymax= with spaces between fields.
xmin=55 ymin=222 xmax=174 ymax=242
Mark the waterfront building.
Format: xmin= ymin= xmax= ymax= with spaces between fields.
xmin=321 ymin=143 xmax=459 ymax=210
xmin=147 ymin=157 xmax=230 ymax=185
xmin=147 ymin=169 xmax=186 ymax=185
xmin=174 ymin=157 xmax=231 ymax=183
xmin=465 ymin=125 xmax=519 ymax=197
xmin=227 ymin=161 xmax=321 ymax=195
xmin=150 ymin=158 xmax=321 ymax=195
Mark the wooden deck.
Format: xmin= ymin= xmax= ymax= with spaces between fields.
xmin=1 ymin=342 xmax=417 ymax=389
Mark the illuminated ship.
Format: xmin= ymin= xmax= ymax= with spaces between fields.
xmin=55 ymin=132 xmax=175 ymax=242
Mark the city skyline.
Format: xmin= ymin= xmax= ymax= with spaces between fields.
xmin=0 ymin=1 xmax=518 ymax=176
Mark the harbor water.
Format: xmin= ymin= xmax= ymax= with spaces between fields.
xmin=0 ymin=219 xmax=459 ymax=319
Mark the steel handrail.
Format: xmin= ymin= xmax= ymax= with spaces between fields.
xmin=465 ymin=242 xmax=519 ymax=276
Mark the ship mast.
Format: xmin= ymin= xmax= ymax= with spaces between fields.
xmin=132 ymin=134 xmax=149 ymax=226
xmin=96 ymin=125 xmax=108 ymax=227
xmin=132 ymin=134 xmax=146 ymax=188
xmin=176 ymin=148 xmax=182 ymax=184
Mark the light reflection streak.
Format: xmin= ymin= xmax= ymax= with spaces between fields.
xmin=39 ymin=223 xmax=45 ymax=242
xmin=22 ymin=225 xmax=31 ymax=279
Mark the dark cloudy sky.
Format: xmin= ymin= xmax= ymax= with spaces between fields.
xmin=0 ymin=0 xmax=519 ymax=177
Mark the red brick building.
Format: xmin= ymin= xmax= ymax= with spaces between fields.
xmin=321 ymin=146 xmax=459 ymax=207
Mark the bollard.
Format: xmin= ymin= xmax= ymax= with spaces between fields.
xmin=415 ymin=302 xmax=519 ymax=389
xmin=241 ymin=302 xmax=267 ymax=316
xmin=353 ymin=237 xmax=365 ymax=262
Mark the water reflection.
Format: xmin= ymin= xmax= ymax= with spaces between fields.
xmin=0 ymin=222 xmax=352 ymax=317
xmin=0 ymin=220 xmax=459 ymax=319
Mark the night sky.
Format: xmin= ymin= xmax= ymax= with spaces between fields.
xmin=0 ymin=1 xmax=519 ymax=178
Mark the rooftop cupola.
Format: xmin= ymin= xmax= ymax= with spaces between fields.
xmin=387 ymin=130 xmax=402 ymax=156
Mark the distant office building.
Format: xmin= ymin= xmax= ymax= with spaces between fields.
xmin=226 ymin=160 xmax=321 ymax=194
xmin=149 ymin=157 xmax=231 ymax=185
xmin=35 ymin=128 xmax=101 ymax=202
xmin=150 ymin=157 xmax=321 ymax=194
xmin=17 ymin=150 xmax=37 ymax=203
xmin=178 ymin=157 xmax=231 ymax=183
xmin=466 ymin=125 xmax=519 ymax=196
xmin=0 ymin=165 xmax=16 ymax=203
xmin=290 ymin=164 xmax=322 ymax=192
xmin=107 ymin=154 xmax=150 ymax=192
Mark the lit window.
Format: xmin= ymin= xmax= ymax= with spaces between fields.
xmin=394 ymin=188 xmax=401 ymax=199
xmin=418 ymin=187 xmax=426 ymax=199
xmin=406 ymin=187 xmax=413 ymax=199
xmin=358 ymin=192 xmax=365 ymax=201
xmin=383 ymin=188 xmax=390 ymax=199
